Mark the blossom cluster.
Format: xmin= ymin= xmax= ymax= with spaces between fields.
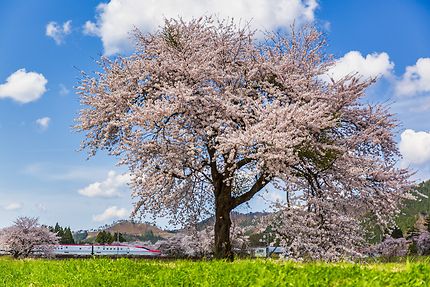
xmin=0 ymin=217 xmax=59 ymax=258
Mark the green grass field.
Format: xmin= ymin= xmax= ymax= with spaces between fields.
xmin=0 ymin=257 xmax=430 ymax=286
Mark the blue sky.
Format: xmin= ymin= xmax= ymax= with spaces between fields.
xmin=0 ymin=0 xmax=429 ymax=230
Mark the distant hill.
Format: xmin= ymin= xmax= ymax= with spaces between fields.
xmin=396 ymin=180 xmax=430 ymax=233
xmin=81 ymin=220 xmax=174 ymax=243
xmin=75 ymin=212 xmax=268 ymax=243
xmin=104 ymin=220 xmax=173 ymax=238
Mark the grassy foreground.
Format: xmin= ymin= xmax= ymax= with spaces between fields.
xmin=0 ymin=257 xmax=430 ymax=286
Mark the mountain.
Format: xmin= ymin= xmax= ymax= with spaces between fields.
xmin=74 ymin=212 xmax=268 ymax=243
xmin=104 ymin=220 xmax=173 ymax=238
xmin=79 ymin=220 xmax=174 ymax=243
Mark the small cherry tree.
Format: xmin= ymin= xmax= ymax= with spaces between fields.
xmin=0 ymin=217 xmax=58 ymax=258
xmin=76 ymin=17 xmax=412 ymax=259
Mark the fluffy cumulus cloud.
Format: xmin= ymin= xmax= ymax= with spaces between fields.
xmin=46 ymin=20 xmax=72 ymax=45
xmin=78 ymin=170 xmax=130 ymax=198
xmin=35 ymin=117 xmax=51 ymax=130
xmin=4 ymin=202 xmax=22 ymax=211
xmin=399 ymin=129 xmax=430 ymax=165
xmin=0 ymin=69 xmax=48 ymax=103
xmin=326 ymin=51 xmax=394 ymax=82
xmin=93 ymin=206 xmax=129 ymax=222
xmin=84 ymin=0 xmax=318 ymax=55
xmin=395 ymin=58 xmax=430 ymax=97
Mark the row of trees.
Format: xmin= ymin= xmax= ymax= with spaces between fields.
xmin=341 ymin=212 xmax=430 ymax=259
xmin=49 ymin=223 xmax=74 ymax=244
xmin=95 ymin=231 xmax=126 ymax=244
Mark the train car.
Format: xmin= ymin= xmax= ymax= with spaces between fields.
xmin=55 ymin=244 xmax=92 ymax=255
xmin=53 ymin=244 xmax=161 ymax=256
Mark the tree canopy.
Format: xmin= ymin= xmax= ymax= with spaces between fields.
xmin=0 ymin=217 xmax=58 ymax=258
xmin=76 ymin=17 xmax=412 ymax=259
xmin=50 ymin=223 xmax=75 ymax=244
xmin=95 ymin=231 xmax=126 ymax=244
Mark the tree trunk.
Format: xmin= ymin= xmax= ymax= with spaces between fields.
xmin=214 ymin=191 xmax=233 ymax=261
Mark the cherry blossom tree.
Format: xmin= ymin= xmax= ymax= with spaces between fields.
xmin=0 ymin=217 xmax=59 ymax=258
xmin=76 ymin=17 xmax=412 ymax=260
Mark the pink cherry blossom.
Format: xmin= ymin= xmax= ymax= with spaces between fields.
xmin=0 ymin=217 xmax=59 ymax=258
xmin=76 ymin=17 xmax=413 ymax=259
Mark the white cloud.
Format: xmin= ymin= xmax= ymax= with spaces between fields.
xmin=93 ymin=206 xmax=129 ymax=222
xmin=0 ymin=69 xmax=48 ymax=103
xmin=4 ymin=202 xmax=22 ymax=211
xmin=83 ymin=21 xmax=100 ymax=36
xmin=326 ymin=51 xmax=394 ymax=82
xmin=85 ymin=0 xmax=318 ymax=55
xmin=78 ymin=170 xmax=130 ymax=198
xmin=35 ymin=117 xmax=51 ymax=130
xmin=59 ymin=84 xmax=70 ymax=96
xmin=46 ymin=20 xmax=72 ymax=45
xmin=395 ymin=58 xmax=430 ymax=97
xmin=399 ymin=129 xmax=430 ymax=165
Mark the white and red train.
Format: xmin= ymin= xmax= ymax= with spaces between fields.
xmin=53 ymin=244 xmax=161 ymax=256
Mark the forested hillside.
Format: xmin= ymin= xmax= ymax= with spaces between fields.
xmin=397 ymin=180 xmax=430 ymax=233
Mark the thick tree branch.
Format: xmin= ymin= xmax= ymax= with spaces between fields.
xmin=207 ymin=144 xmax=220 ymax=181
xmin=231 ymin=173 xmax=270 ymax=208
xmin=236 ymin=157 xmax=253 ymax=169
